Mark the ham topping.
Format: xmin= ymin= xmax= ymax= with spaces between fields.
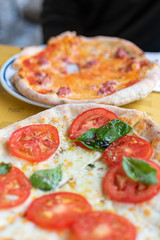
xmin=33 ymin=72 xmax=51 ymax=85
xmin=83 ymin=60 xmax=98 ymax=68
xmin=97 ymin=80 xmax=116 ymax=95
xmin=37 ymin=58 xmax=49 ymax=65
xmin=115 ymin=47 xmax=129 ymax=59
xmin=57 ymin=87 xmax=71 ymax=96
xmin=98 ymin=85 xmax=115 ymax=95
xmin=103 ymin=80 xmax=117 ymax=87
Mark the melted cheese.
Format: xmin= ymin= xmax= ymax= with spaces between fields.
xmin=17 ymin=34 xmax=151 ymax=100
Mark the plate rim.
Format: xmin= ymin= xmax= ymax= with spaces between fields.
xmin=0 ymin=53 xmax=53 ymax=108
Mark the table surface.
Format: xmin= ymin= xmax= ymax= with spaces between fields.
xmin=0 ymin=44 xmax=160 ymax=129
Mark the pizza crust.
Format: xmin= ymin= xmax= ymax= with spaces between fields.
xmin=11 ymin=64 xmax=159 ymax=106
xmin=11 ymin=32 xmax=160 ymax=106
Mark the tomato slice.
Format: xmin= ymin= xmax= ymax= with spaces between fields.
xmin=0 ymin=164 xmax=31 ymax=209
xmin=103 ymin=161 xmax=160 ymax=203
xmin=70 ymin=211 xmax=136 ymax=240
xmin=9 ymin=124 xmax=60 ymax=162
xmin=69 ymin=108 xmax=118 ymax=148
xmin=103 ymin=136 xmax=153 ymax=166
xmin=26 ymin=192 xmax=92 ymax=230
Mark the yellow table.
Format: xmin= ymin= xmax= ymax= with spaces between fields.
xmin=0 ymin=44 xmax=160 ymax=128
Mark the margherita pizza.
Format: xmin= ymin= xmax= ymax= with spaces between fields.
xmin=12 ymin=32 xmax=160 ymax=106
xmin=0 ymin=103 xmax=160 ymax=240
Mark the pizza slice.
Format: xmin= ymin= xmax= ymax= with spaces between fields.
xmin=11 ymin=32 xmax=160 ymax=106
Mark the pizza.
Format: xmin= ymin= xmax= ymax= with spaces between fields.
xmin=11 ymin=31 xmax=160 ymax=106
xmin=0 ymin=103 xmax=160 ymax=240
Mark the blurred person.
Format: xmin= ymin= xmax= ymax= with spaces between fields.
xmin=41 ymin=0 xmax=160 ymax=52
xmin=23 ymin=0 xmax=43 ymax=24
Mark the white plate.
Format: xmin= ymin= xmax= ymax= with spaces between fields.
xmin=0 ymin=54 xmax=53 ymax=108
xmin=145 ymin=52 xmax=160 ymax=92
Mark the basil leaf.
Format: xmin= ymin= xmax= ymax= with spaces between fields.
xmin=72 ymin=119 xmax=132 ymax=151
xmin=71 ymin=128 xmax=109 ymax=151
xmin=95 ymin=119 xmax=132 ymax=144
xmin=0 ymin=162 xmax=12 ymax=175
xmin=87 ymin=163 xmax=95 ymax=168
xmin=76 ymin=128 xmax=97 ymax=141
xmin=30 ymin=165 xmax=62 ymax=191
xmin=81 ymin=138 xmax=110 ymax=151
xmin=71 ymin=128 xmax=96 ymax=143
xmin=123 ymin=157 xmax=157 ymax=185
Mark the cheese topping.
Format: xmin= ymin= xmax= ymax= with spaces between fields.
xmin=17 ymin=33 xmax=151 ymax=100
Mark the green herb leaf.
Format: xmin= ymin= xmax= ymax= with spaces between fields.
xmin=30 ymin=165 xmax=62 ymax=191
xmin=0 ymin=162 xmax=12 ymax=175
xmin=72 ymin=119 xmax=132 ymax=151
xmin=87 ymin=163 xmax=95 ymax=168
xmin=122 ymin=157 xmax=157 ymax=185
xmin=71 ymin=128 xmax=110 ymax=151
xmin=71 ymin=128 xmax=96 ymax=144
xmin=95 ymin=119 xmax=132 ymax=144
xmin=81 ymin=138 xmax=110 ymax=151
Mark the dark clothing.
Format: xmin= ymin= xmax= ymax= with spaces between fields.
xmin=42 ymin=0 xmax=160 ymax=51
